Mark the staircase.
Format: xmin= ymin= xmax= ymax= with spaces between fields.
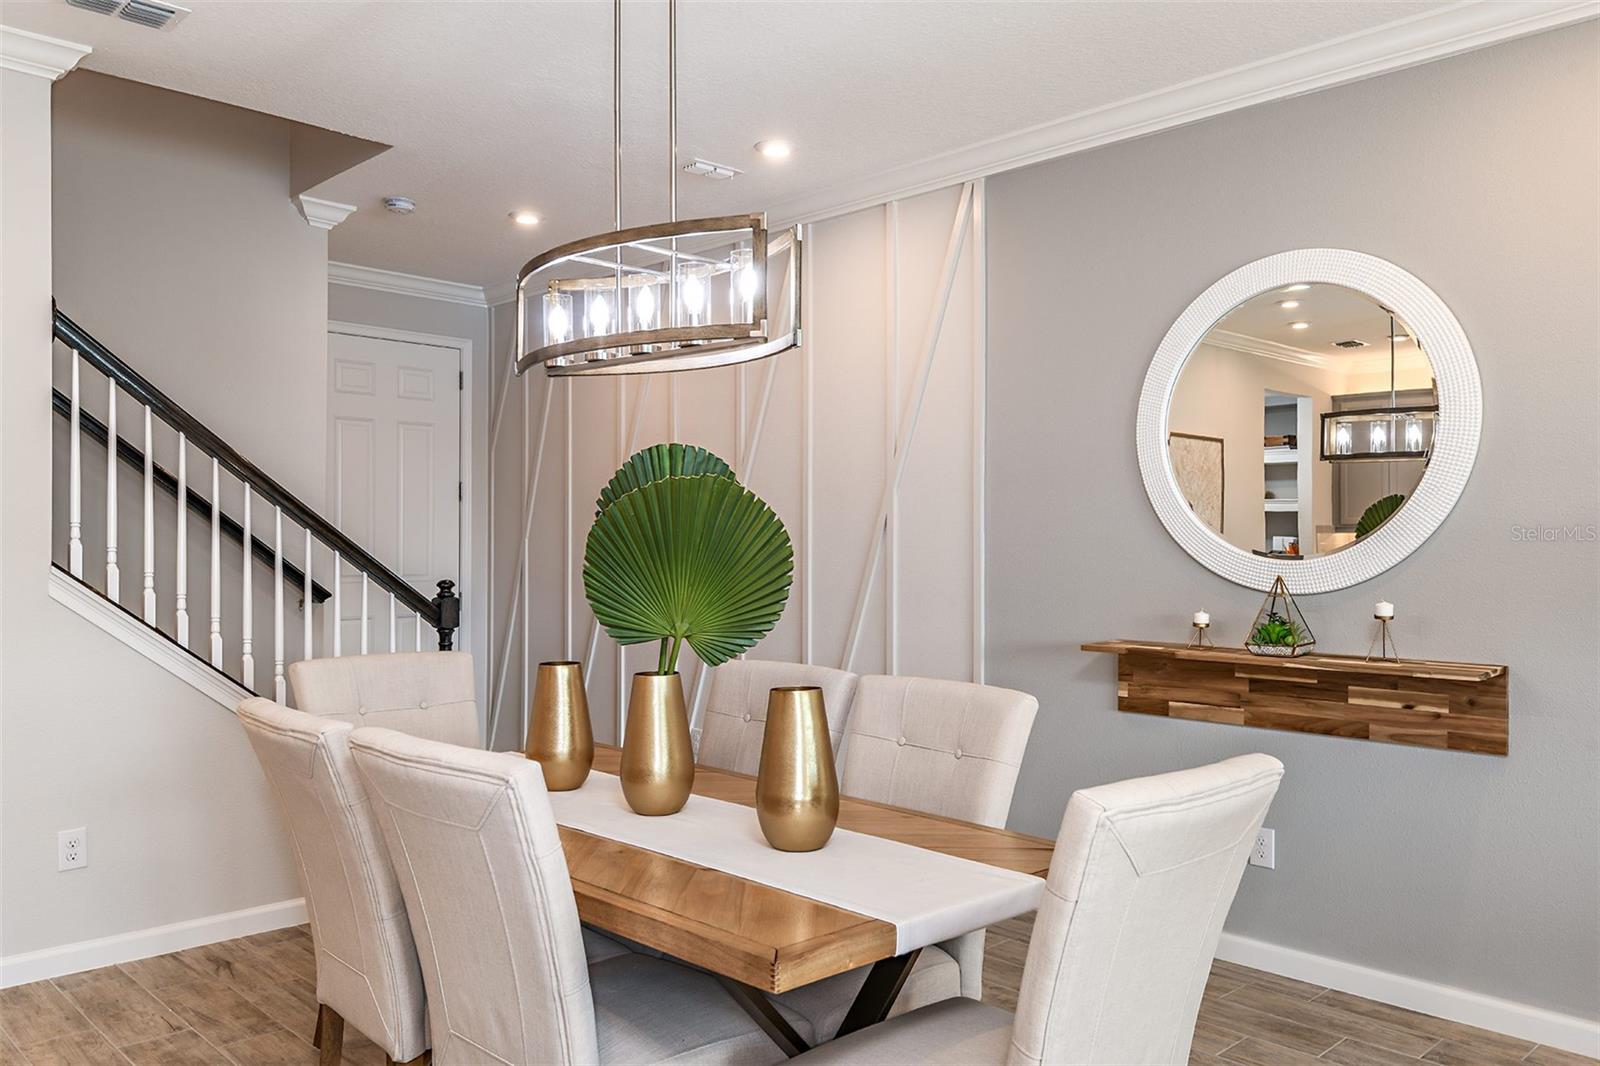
xmin=50 ymin=306 xmax=461 ymax=705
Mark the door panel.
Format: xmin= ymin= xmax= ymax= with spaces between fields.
xmin=328 ymin=332 xmax=461 ymax=654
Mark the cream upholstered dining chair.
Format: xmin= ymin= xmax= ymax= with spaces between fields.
xmin=791 ymin=754 xmax=1285 ymax=1065
xmin=287 ymin=650 xmax=480 ymax=747
xmin=771 ymin=674 xmax=1040 ymax=1042
xmin=699 ymin=659 xmax=860 ymax=774
xmin=348 ymin=725 xmax=787 ymax=1066
xmin=236 ymin=697 xmax=429 ymax=1066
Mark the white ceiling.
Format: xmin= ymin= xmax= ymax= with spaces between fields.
xmin=5 ymin=0 xmax=1566 ymax=287
xmin=1218 ymin=283 xmax=1417 ymax=357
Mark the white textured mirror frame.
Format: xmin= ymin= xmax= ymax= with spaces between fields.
xmin=1138 ymin=249 xmax=1481 ymax=593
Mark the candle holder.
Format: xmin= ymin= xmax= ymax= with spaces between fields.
xmin=1188 ymin=619 xmax=1213 ymax=648
xmin=1367 ymin=614 xmax=1400 ymax=662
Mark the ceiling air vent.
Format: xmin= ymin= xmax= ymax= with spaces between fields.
xmin=1333 ymin=339 xmax=1369 ymax=349
xmin=63 ymin=0 xmax=189 ymax=29
xmin=682 ymin=159 xmax=742 ymax=181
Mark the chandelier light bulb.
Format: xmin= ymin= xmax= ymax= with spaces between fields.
xmin=1404 ymin=415 xmax=1423 ymax=452
xmin=634 ymin=283 xmax=657 ymax=329
xmin=1334 ymin=422 xmax=1353 ymax=455
xmin=681 ymin=272 xmax=707 ymax=321
xmin=544 ymin=294 xmax=572 ymax=344
xmin=588 ymin=292 xmax=612 ymax=337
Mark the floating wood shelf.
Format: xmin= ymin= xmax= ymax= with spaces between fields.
xmin=1082 ymin=640 xmax=1508 ymax=755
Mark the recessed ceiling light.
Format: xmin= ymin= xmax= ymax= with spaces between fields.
xmin=754 ymin=139 xmax=792 ymax=160
xmin=511 ymin=210 xmax=540 ymax=226
xmin=1282 ymin=284 xmax=1311 ymax=293
xmin=1289 ymin=321 xmax=1311 ymax=330
xmin=1278 ymin=300 xmax=1300 ymax=310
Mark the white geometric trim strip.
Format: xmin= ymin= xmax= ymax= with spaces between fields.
xmin=1137 ymin=248 xmax=1481 ymax=594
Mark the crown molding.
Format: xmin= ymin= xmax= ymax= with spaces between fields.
xmin=328 ymin=261 xmax=489 ymax=307
xmin=484 ymin=280 xmax=518 ymax=308
xmin=0 ymin=26 xmax=92 ymax=81
xmin=297 ymin=195 xmax=357 ymax=231
xmin=1206 ymin=329 xmax=1331 ymax=369
xmin=768 ymin=1 xmax=1600 ymax=227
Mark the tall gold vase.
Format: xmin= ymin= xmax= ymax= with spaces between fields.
xmin=525 ymin=661 xmax=593 ymax=791
xmin=620 ymin=672 xmax=694 ymax=815
xmin=756 ymin=686 xmax=839 ymax=851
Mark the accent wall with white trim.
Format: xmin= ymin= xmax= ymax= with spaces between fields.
xmin=484 ymin=182 xmax=986 ymax=749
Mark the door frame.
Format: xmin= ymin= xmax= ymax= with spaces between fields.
xmin=327 ymin=321 xmax=476 ymax=659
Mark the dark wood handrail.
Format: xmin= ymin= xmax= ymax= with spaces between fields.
xmin=53 ymin=306 xmax=446 ymax=628
xmin=52 ymin=389 xmax=331 ymax=603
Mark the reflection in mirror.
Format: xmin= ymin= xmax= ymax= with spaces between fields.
xmin=1167 ymin=283 xmax=1437 ymax=560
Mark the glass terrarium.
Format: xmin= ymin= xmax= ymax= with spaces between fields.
xmin=1245 ymin=576 xmax=1316 ymax=657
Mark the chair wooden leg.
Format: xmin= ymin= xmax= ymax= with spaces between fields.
xmin=315 ymin=1005 xmax=344 ymax=1066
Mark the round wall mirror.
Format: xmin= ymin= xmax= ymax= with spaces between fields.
xmin=1138 ymin=250 xmax=1481 ymax=593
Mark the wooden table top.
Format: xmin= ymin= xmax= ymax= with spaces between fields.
xmin=551 ymin=746 xmax=1054 ymax=993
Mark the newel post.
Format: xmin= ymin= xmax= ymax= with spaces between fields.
xmin=433 ymin=579 xmax=460 ymax=651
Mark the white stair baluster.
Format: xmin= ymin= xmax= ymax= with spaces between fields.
xmin=389 ymin=592 xmax=397 ymax=652
xmin=360 ymin=575 xmax=370 ymax=654
xmin=142 ymin=406 xmax=155 ymax=623
xmin=332 ymin=551 xmax=342 ymax=656
xmin=303 ymin=528 xmax=313 ymax=664
xmin=68 ymin=354 xmax=83 ymax=578
xmin=174 ymin=433 xmax=188 ymax=647
xmin=105 ymin=379 xmax=119 ymax=599
xmin=209 ymin=458 xmax=222 ymax=667
xmin=413 ymin=614 xmax=421 ymax=653
xmin=273 ymin=507 xmax=285 ymax=700
xmin=241 ymin=487 xmax=254 ymax=689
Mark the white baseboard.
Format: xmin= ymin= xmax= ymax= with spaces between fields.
xmin=1217 ymin=932 xmax=1600 ymax=1058
xmin=48 ymin=567 xmax=248 ymax=712
xmin=0 ymin=897 xmax=307 ymax=989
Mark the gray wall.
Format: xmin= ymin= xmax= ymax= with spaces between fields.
xmin=986 ymin=24 xmax=1598 ymax=1018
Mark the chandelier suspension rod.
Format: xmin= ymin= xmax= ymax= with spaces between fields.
xmin=613 ymin=0 xmax=622 ymax=231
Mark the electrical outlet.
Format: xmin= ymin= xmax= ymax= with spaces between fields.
xmin=58 ymin=827 xmax=88 ymax=871
xmin=1249 ymin=827 xmax=1275 ymax=869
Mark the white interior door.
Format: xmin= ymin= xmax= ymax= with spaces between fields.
xmin=328 ymin=329 xmax=461 ymax=654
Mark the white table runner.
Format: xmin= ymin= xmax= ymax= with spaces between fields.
xmin=549 ymin=772 xmax=1044 ymax=954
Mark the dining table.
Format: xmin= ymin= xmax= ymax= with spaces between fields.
xmin=544 ymin=745 xmax=1055 ymax=1057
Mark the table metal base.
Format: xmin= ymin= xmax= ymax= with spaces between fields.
xmin=724 ymin=949 xmax=923 ymax=1059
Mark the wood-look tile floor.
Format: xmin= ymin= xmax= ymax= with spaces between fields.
xmin=983 ymin=914 xmax=1595 ymax=1066
xmin=1 ymin=917 xmax=1591 ymax=1065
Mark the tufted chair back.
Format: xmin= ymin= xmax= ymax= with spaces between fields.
xmin=700 ymin=660 xmax=860 ymax=775
xmin=234 ymin=698 xmax=427 ymax=1064
xmin=288 ymin=651 xmax=479 ymax=748
xmin=349 ymin=727 xmax=598 ymax=1066
xmin=1008 ymin=755 xmax=1284 ymax=1065
xmin=839 ymin=674 xmax=1038 ymax=827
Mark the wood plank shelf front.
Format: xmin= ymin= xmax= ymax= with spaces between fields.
xmin=1082 ymin=640 xmax=1509 ymax=755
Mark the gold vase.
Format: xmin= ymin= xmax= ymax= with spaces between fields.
xmin=525 ymin=661 xmax=593 ymax=791
xmin=620 ymin=672 xmax=694 ymax=815
xmin=756 ymin=686 xmax=839 ymax=852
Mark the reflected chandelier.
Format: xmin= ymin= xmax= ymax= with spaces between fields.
xmin=513 ymin=0 xmax=802 ymax=378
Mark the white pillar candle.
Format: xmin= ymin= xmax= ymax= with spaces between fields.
xmin=1193 ymin=610 xmax=1210 ymax=626
xmin=1374 ymin=601 xmax=1395 ymax=620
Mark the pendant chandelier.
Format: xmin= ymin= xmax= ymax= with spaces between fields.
xmin=513 ymin=0 xmax=801 ymax=378
xmin=1319 ymin=311 xmax=1438 ymax=463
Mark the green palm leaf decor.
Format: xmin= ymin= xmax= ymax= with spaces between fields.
xmin=584 ymin=445 xmax=793 ymax=675
xmin=594 ymin=442 xmax=734 ymax=517
xmin=1355 ymin=493 xmax=1405 ymax=539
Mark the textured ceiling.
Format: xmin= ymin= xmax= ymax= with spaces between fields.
xmin=10 ymin=0 xmax=1452 ymax=286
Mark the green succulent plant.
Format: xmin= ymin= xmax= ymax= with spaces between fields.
xmin=1355 ymin=493 xmax=1405 ymax=538
xmin=1250 ymin=611 xmax=1308 ymax=647
xmin=584 ymin=443 xmax=794 ymax=676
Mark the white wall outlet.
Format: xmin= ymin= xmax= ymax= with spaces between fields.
xmin=58 ymin=827 xmax=88 ymax=871
xmin=1249 ymin=827 xmax=1275 ymax=869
